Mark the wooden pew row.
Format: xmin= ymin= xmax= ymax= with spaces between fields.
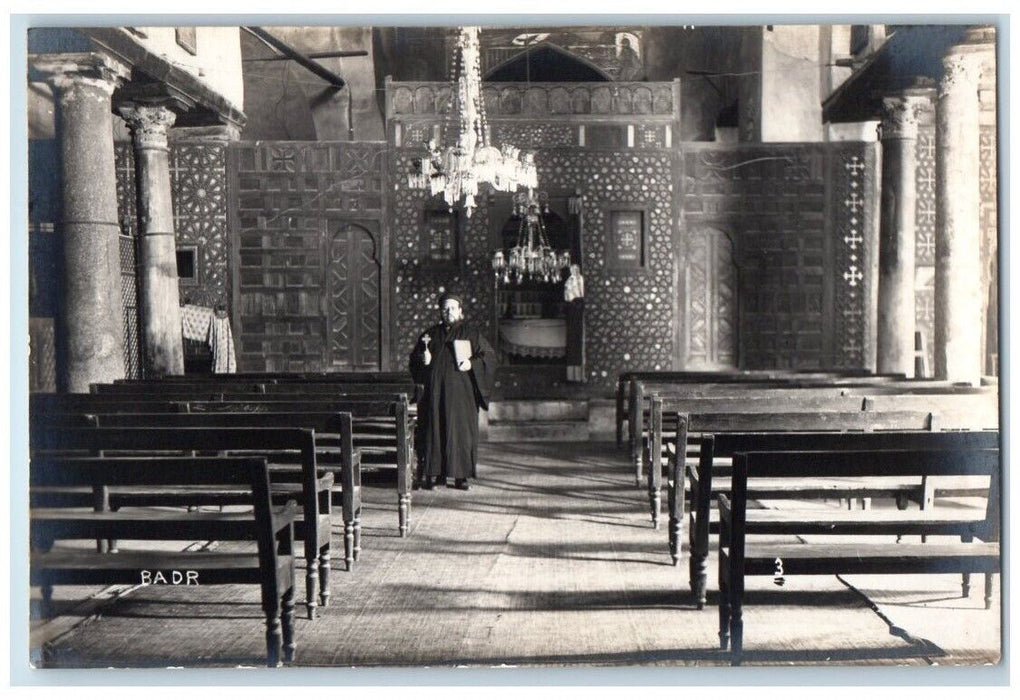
xmin=627 ymin=376 xmax=992 ymax=458
xmin=30 ymin=455 xmax=298 ymax=667
xmin=718 ymin=448 xmax=1000 ymax=665
xmin=640 ymin=391 xmax=999 ymax=482
xmin=631 ymin=384 xmax=997 ymax=481
xmin=34 ymin=395 xmax=416 ymax=537
xmin=645 ymin=405 xmax=938 ymax=528
xmin=29 ymin=425 xmax=354 ymax=620
xmin=111 ymin=371 xmax=413 ymax=384
xmin=60 ymin=406 xmax=414 ymax=538
xmin=612 ymin=369 xmax=909 ymax=446
xmin=92 ymin=381 xmax=415 ymax=396
xmin=676 ymin=427 xmax=999 ymax=608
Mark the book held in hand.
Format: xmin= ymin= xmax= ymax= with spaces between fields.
xmin=453 ymin=340 xmax=472 ymax=369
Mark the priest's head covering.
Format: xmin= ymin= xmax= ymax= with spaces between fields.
xmin=439 ymin=291 xmax=464 ymax=308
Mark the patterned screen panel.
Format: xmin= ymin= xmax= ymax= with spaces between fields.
xmin=392 ymin=146 xmax=677 ymax=391
xmin=680 ymin=143 xmax=876 ymax=371
xmin=229 ymin=141 xmax=387 ymax=372
xmin=171 ymin=143 xmax=229 ymax=308
xmin=914 ymin=127 xmax=936 ymax=375
xmin=114 ymin=144 xmax=141 ymax=379
xmin=979 ymin=124 xmax=997 ymax=375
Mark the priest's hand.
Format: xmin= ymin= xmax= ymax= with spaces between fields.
xmin=422 ymin=335 xmax=432 ymax=365
xmin=457 ymin=359 xmax=472 ymax=372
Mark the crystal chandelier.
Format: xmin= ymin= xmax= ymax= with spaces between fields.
xmin=491 ymin=189 xmax=572 ymax=285
xmin=407 ymin=26 xmax=537 ymax=218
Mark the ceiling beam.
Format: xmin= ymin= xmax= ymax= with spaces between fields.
xmin=242 ymin=26 xmax=347 ymax=89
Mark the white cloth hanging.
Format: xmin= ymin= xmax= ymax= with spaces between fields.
xmin=181 ymin=304 xmax=213 ymax=341
xmin=181 ymin=304 xmax=236 ymax=373
xmin=208 ymin=312 xmax=236 ymax=374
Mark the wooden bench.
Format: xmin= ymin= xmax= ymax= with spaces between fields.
xmin=627 ymin=378 xmax=992 ymax=478
xmin=112 ymin=371 xmax=413 ymax=384
xmin=645 ymin=402 xmax=938 ymax=526
xmin=718 ymin=448 xmax=1000 ymax=665
xmin=93 ymin=380 xmax=415 ymax=396
xmin=615 ymin=370 xmax=907 ymax=445
xmin=78 ymin=406 xmax=411 ymax=539
xmin=621 ymin=371 xmax=916 ymax=449
xmin=678 ymin=428 xmax=999 ymax=608
xmin=34 ymin=393 xmax=416 ymax=536
xmin=30 ymin=455 xmax=298 ymax=667
xmin=29 ymin=425 xmax=348 ymax=620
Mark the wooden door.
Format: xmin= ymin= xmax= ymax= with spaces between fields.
xmin=684 ymin=227 xmax=737 ymax=369
xmin=326 ymin=222 xmax=381 ymax=369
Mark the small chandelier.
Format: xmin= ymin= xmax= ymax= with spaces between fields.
xmin=407 ymin=26 xmax=538 ymax=218
xmin=491 ymin=189 xmax=572 ymax=285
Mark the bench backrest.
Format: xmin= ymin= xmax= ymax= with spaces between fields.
xmin=30 ymin=426 xmax=325 ymax=509
xmin=30 ymin=455 xmax=277 ymax=546
xmin=730 ymin=449 xmax=1001 ymax=542
xmin=110 ymin=371 xmax=411 ymax=384
xmin=92 ymin=382 xmax=413 ymax=396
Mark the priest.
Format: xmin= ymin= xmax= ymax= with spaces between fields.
xmin=409 ymin=292 xmax=497 ymax=490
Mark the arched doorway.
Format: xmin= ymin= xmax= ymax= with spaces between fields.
xmin=326 ymin=222 xmax=381 ymax=369
xmin=683 ymin=226 xmax=738 ymax=369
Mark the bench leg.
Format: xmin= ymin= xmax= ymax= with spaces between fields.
xmin=282 ymin=585 xmax=296 ymax=663
xmin=318 ymin=544 xmax=331 ymax=608
xmin=304 ymin=557 xmax=319 ymax=620
xmin=398 ymin=493 xmax=410 ymax=538
xmin=718 ymin=563 xmax=730 ymax=650
xmin=692 ymin=516 xmax=710 ymax=610
xmin=668 ymin=504 xmax=681 ymax=566
xmin=353 ymin=513 xmax=362 ymax=560
xmin=730 ymin=600 xmax=744 ymax=666
xmin=263 ymin=601 xmax=283 ymax=668
xmin=692 ymin=542 xmax=709 ymax=611
xmin=344 ymin=522 xmax=355 ymax=572
xmin=960 ymin=535 xmax=973 ymax=598
xmin=650 ymin=486 xmax=661 ymax=530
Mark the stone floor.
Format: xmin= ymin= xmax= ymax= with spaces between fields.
xmin=29 ymin=441 xmax=1001 ymax=672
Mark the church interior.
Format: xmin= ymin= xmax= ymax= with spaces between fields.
xmin=19 ymin=21 xmax=1003 ymax=674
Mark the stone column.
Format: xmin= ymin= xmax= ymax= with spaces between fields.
xmin=32 ymin=53 xmax=130 ymax=392
xmin=934 ymin=28 xmax=995 ymax=384
xmin=119 ymin=102 xmax=185 ymax=376
xmin=876 ymin=88 xmax=932 ymax=376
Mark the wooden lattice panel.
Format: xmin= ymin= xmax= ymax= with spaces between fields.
xmin=680 ymin=143 xmax=875 ymax=371
xmin=230 ymin=141 xmax=387 ymax=372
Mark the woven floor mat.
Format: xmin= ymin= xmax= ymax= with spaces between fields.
xmin=34 ymin=442 xmax=953 ymax=669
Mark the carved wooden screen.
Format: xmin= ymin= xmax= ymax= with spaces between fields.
xmin=684 ymin=227 xmax=737 ymax=369
xmin=327 ymin=223 xmax=381 ymax=369
xmin=229 ymin=141 xmax=387 ymax=372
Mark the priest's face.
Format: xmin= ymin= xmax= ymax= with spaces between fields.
xmin=441 ymin=298 xmax=463 ymax=325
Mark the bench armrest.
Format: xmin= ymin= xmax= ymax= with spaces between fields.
xmin=717 ymin=493 xmax=732 ymax=525
xmin=272 ymin=499 xmax=299 ymax=533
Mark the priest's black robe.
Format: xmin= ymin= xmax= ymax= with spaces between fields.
xmin=409 ymin=321 xmax=496 ymax=480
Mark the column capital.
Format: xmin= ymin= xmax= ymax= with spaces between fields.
xmin=30 ymin=51 xmax=131 ymax=97
xmin=941 ymin=29 xmax=995 ymax=99
xmin=118 ymin=103 xmax=178 ymax=150
xmin=878 ymin=90 xmax=934 ymax=140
